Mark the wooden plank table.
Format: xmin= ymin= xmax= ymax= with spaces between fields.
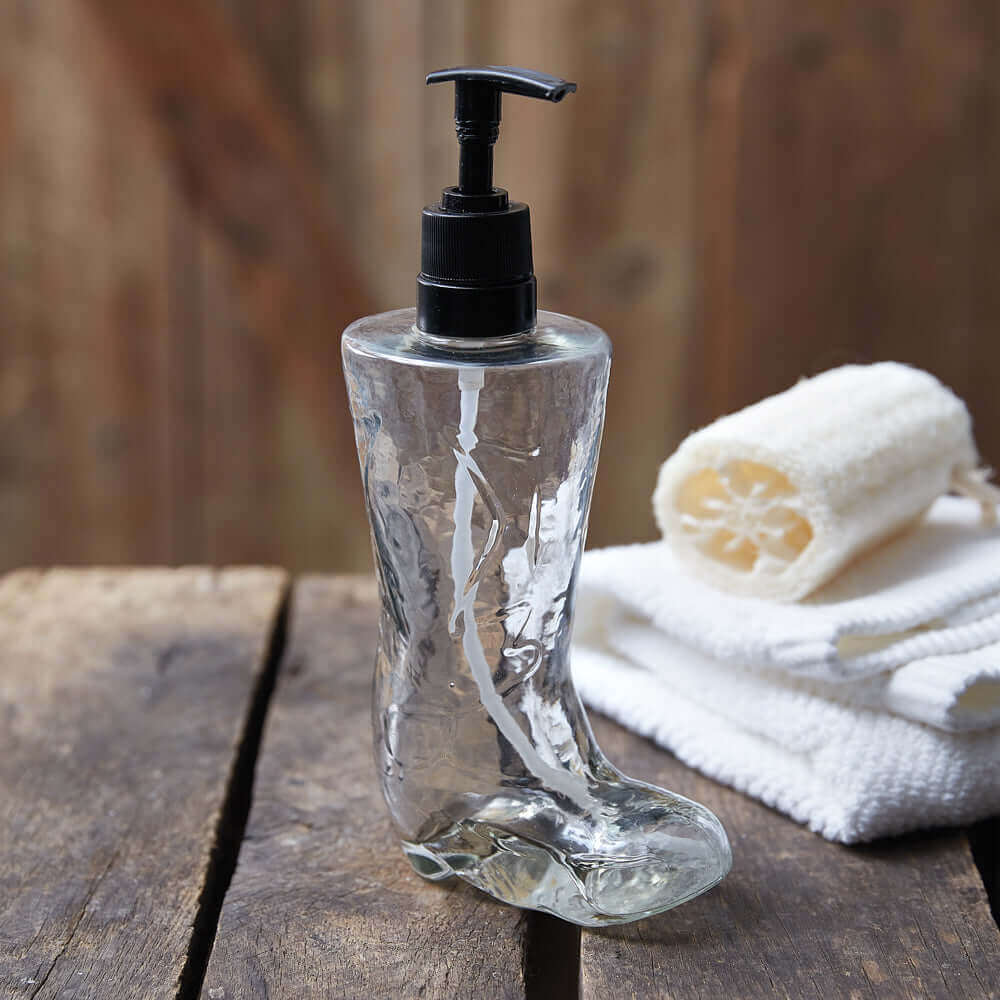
xmin=1 ymin=572 xmax=997 ymax=999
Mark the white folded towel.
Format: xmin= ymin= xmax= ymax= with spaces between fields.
xmin=572 ymin=629 xmax=1000 ymax=843
xmin=578 ymin=497 xmax=1000 ymax=682
xmin=571 ymin=497 xmax=1000 ymax=843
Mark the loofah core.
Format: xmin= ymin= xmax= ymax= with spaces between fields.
xmin=675 ymin=460 xmax=814 ymax=575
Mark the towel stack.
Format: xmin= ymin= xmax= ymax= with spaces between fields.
xmin=572 ymin=364 xmax=1000 ymax=843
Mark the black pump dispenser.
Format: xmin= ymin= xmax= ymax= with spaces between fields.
xmin=417 ymin=66 xmax=577 ymax=338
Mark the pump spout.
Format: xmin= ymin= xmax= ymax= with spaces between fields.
xmin=427 ymin=66 xmax=577 ymax=207
xmin=418 ymin=66 xmax=576 ymax=337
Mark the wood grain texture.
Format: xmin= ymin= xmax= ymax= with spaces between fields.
xmin=695 ymin=0 xmax=1000 ymax=473
xmin=0 ymin=568 xmax=287 ymax=1000
xmin=580 ymin=713 xmax=1000 ymax=1000
xmin=4 ymin=0 xmax=1000 ymax=574
xmin=83 ymin=0 xmax=377 ymax=571
xmin=200 ymin=577 xmax=534 ymax=1000
xmin=196 ymin=0 xmax=332 ymax=573
xmin=0 ymin=0 xmax=178 ymax=566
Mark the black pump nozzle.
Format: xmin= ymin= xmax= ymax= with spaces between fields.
xmin=427 ymin=66 xmax=577 ymax=210
xmin=418 ymin=66 xmax=577 ymax=338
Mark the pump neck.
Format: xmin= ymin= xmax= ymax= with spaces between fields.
xmin=417 ymin=66 xmax=576 ymax=338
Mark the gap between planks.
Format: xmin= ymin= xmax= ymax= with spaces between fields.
xmin=176 ymin=588 xmax=292 ymax=1000
xmin=523 ymin=912 xmax=580 ymax=1000
xmin=969 ymin=816 xmax=1000 ymax=927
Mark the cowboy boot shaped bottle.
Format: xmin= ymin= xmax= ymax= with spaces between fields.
xmin=342 ymin=66 xmax=731 ymax=926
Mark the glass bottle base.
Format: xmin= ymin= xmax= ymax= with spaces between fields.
xmin=400 ymin=785 xmax=732 ymax=927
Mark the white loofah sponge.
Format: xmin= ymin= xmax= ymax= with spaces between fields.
xmin=653 ymin=363 xmax=1000 ymax=602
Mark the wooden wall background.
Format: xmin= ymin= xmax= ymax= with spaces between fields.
xmin=1 ymin=0 xmax=998 ymax=573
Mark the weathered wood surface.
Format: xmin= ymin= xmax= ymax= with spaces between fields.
xmin=204 ymin=579 xmax=999 ymax=998
xmin=695 ymin=0 xmax=1000 ymax=481
xmin=7 ymin=0 xmax=1000 ymax=574
xmin=84 ymin=0 xmax=376 ymax=570
xmin=0 ymin=568 xmax=287 ymax=1000
xmin=200 ymin=577 xmax=535 ymax=1000
xmin=0 ymin=0 xmax=180 ymax=567
xmin=581 ymin=715 xmax=1000 ymax=1000
xmin=1 ymin=573 xmax=996 ymax=997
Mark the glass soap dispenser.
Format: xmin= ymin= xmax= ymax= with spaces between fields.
xmin=341 ymin=65 xmax=731 ymax=926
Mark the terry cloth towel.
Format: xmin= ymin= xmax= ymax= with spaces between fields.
xmin=652 ymin=363 xmax=1000 ymax=602
xmin=570 ymin=497 xmax=1000 ymax=843
xmin=578 ymin=497 xmax=1000 ymax=684
xmin=571 ymin=626 xmax=1000 ymax=843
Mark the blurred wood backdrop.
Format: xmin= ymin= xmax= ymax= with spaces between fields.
xmin=1 ymin=0 xmax=998 ymax=573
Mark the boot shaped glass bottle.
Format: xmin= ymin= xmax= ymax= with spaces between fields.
xmin=341 ymin=67 xmax=731 ymax=926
